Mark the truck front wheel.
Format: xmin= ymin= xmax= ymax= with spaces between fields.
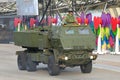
xmin=80 ymin=61 xmax=92 ymax=73
xmin=48 ymin=55 xmax=60 ymax=76
xmin=17 ymin=52 xmax=27 ymax=70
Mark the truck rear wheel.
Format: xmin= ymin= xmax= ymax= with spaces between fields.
xmin=17 ymin=52 xmax=27 ymax=70
xmin=26 ymin=54 xmax=37 ymax=72
xmin=80 ymin=61 xmax=92 ymax=73
xmin=48 ymin=55 xmax=60 ymax=76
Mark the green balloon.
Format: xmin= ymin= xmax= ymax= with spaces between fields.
xmin=97 ymin=27 xmax=100 ymax=35
xmin=113 ymin=29 xmax=117 ymax=36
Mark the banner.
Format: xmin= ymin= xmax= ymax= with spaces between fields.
xmin=16 ymin=0 xmax=39 ymax=15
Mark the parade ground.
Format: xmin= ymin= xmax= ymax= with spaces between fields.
xmin=0 ymin=44 xmax=120 ymax=80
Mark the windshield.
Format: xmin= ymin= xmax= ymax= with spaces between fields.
xmin=78 ymin=29 xmax=89 ymax=34
xmin=65 ymin=30 xmax=74 ymax=34
xmin=64 ymin=28 xmax=90 ymax=35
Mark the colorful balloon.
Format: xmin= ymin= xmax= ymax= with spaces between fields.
xmin=105 ymin=27 xmax=110 ymax=39
xmin=94 ymin=16 xmax=99 ymax=30
xmin=80 ymin=12 xmax=85 ymax=24
xmin=109 ymin=36 xmax=114 ymax=47
xmin=76 ymin=17 xmax=81 ymax=23
xmin=101 ymin=12 xmax=107 ymax=27
xmin=113 ymin=30 xmax=117 ymax=36
xmin=89 ymin=21 xmax=95 ymax=33
xmin=106 ymin=13 xmax=111 ymax=27
xmin=111 ymin=17 xmax=117 ymax=32
xmin=101 ymin=27 xmax=105 ymax=40
xmin=96 ymin=27 xmax=100 ymax=35
xmin=86 ymin=13 xmax=92 ymax=24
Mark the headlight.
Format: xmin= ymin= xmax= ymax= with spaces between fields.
xmin=65 ymin=56 xmax=68 ymax=60
xmin=90 ymin=56 xmax=94 ymax=59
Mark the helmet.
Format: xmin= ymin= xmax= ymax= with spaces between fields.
xmin=68 ymin=8 xmax=73 ymax=12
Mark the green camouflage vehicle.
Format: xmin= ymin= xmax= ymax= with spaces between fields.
xmin=14 ymin=24 xmax=97 ymax=76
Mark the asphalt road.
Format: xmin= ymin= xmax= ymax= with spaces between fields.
xmin=0 ymin=44 xmax=120 ymax=80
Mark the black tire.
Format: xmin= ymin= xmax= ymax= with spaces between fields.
xmin=26 ymin=54 xmax=37 ymax=72
xmin=80 ymin=61 xmax=92 ymax=73
xmin=48 ymin=55 xmax=60 ymax=76
xmin=17 ymin=52 xmax=27 ymax=70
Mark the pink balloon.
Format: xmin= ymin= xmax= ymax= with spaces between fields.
xmin=109 ymin=36 xmax=114 ymax=47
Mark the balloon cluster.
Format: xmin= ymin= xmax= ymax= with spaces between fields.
xmin=14 ymin=17 xmax=37 ymax=31
xmin=76 ymin=12 xmax=92 ymax=25
xmin=89 ymin=12 xmax=120 ymax=51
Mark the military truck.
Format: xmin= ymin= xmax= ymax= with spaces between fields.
xmin=14 ymin=24 xmax=97 ymax=76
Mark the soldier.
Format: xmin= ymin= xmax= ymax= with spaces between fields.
xmin=63 ymin=8 xmax=78 ymax=25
